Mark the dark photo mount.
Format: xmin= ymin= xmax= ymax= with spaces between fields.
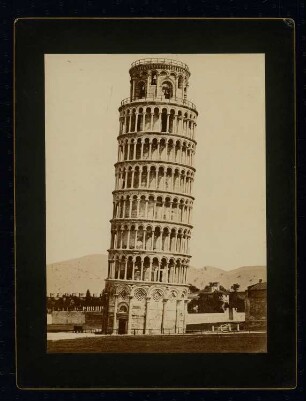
xmin=15 ymin=18 xmax=295 ymax=390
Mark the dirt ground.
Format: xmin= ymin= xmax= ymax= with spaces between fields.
xmin=47 ymin=332 xmax=267 ymax=353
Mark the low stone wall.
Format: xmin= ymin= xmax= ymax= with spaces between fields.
xmin=84 ymin=312 xmax=102 ymax=328
xmin=51 ymin=311 xmax=86 ymax=325
xmin=48 ymin=311 xmax=245 ymax=329
xmin=187 ymin=311 xmax=245 ymax=325
xmin=48 ymin=311 xmax=102 ymax=328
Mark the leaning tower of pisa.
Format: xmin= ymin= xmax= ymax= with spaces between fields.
xmin=102 ymin=58 xmax=198 ymax=335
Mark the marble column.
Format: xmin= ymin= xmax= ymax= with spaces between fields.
xmin=124 ymin=259 xmax=128 ymax=279
xmin=140 ymin=260 xmax=144 ymax=280
xmin=144 ymin=296 xmax=151 ymax=334
xmin=127 ymin=295 xmax=133 ymax=334
xmin=161 ymin=299 xmax=168 ymax=334
xmin=175 ymin=299 xmax=182 ymax=334
xmin=182 ymin=300 xmax=188 ymax=333
xmin=112 ymin=294 xmax=118 ymax=334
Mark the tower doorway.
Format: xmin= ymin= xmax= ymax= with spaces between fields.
xmin=118 ymin=318 xmax=127 ymax=334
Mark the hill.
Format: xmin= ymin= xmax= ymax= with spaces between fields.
xmin=46 ymin=254 xmax=266 ymax=295
xmin=188 ymin=265 xmax=266 ymax=291
xmin=47 ymin=254 xmax=109 ymax=295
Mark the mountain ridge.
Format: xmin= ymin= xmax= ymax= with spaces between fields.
xmin=47 ymin=254 xmax=266 ymax=295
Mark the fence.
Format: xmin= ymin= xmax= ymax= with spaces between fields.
xmin=83 ymin=324 xmax=244 ymax=335
xmin=120 ymin=96 xmax=197 ymax=110
xmin=130 ymin=58 xmax=189 ymax=70
xmin=53 ymin=322 xmax=263 ymax=335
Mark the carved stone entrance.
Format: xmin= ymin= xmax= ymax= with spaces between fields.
xmin=118 ymin=318 xmax=128 ymax=334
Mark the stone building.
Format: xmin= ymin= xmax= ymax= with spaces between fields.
xmin=102 ymin=58 xmax=198 ymax=334
xmin=245 ymin=280 xmax=267 ymax=330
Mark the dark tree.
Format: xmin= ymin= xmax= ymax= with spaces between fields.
xmin=198 ymin=292 xmax=225 ymax=313
xmin=187 ymin=298 xmax=199 ymax=313
xmin=189 ymin=284 xmax=200 ymax=293
xmin=231 ymin=283 xmax=240 ymax=292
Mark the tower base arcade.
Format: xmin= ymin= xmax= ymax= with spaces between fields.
xmin=102 ymin=280 xmax=189 ymax=335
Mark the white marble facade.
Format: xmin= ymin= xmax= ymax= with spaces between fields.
xmin=102 ymin=58 xmax=198 ymax=335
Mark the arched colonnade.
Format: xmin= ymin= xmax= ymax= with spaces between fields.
xmin=110 ymin=223 xmax=191 ymax=255
xmin=115 ymin=163 xmax=194 ymax=195
xmin=108 ymin=253 xmax=190 ymax=284
xmin=117 ymin=136 xmax=195 ymax=167
xmin=119 ymin=106 xmax=197 ymax=140
xmin=113 ymin=194 xmax=193 ymax=225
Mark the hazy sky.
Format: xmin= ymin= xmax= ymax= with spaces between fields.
xmin=45 ymin=53 xmax=266 ymax=270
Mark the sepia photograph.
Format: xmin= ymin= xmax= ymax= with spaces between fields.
xmin=14 ymin=17 xmax=297 ymax=390
xmin=45 ymin=53 xmax=267 ymax=353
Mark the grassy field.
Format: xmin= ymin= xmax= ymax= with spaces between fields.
xmin=47 ymin=332 xmax=267 ymax=353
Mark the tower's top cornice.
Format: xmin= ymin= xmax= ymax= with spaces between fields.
xmin=130 ymin=58 xmax=190 ymax=77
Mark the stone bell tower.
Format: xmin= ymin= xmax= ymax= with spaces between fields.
xmin=102 ymin=58 xmax=198 ymax=335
